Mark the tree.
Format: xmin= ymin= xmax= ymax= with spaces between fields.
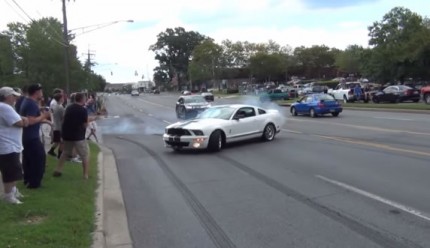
xmin=249 ymin=52 xmax=285 ymax=82
xmin=368 ymin=7 xmax=430 ymax=82
xmin=0 ymin=18 xmax=106 ymax=92
xmin=0 ymin=35 xmax=14 ymax=80
xmin=293 ymin=45 xmax=338 ymax=79
xmin=188 ymin=40 xmax=223 ymax=87
xmin=335 ymin=45 xmax=365 ymax=76
xmin=149 ymin=27 xmax=208 ymax=90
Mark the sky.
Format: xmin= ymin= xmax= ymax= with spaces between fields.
xmin=1 ymin=0 xmax=429 ymax=84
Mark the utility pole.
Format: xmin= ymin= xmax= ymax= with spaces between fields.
xmin=83 ymin=47 xmax=95 ymax=88
xmin=62 ymin=0 xmax=71 ymax=94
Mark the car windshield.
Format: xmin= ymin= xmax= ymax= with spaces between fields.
xmin=315 ymin=94 xmax=335 ymax=101
xmin=398 ymin=85 xmax=412 ymax=90
xmin=196 ymin=107 xmax=236 ymax=120
xmin=184 ymin=96 xmax=206 ymax=103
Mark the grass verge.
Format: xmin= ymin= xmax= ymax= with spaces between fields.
xmin=0 ymin=142 xmax=100 ymax=248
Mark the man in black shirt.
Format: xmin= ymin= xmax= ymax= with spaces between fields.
xmin=53 ymin=92 xmax=96 ymax=179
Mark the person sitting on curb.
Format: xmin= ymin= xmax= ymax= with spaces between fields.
xmin=0 ymin=87 xmax=29 ymax=204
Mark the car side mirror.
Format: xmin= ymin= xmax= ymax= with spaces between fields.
xmin=233 ymin=113 xmax=245 ymax=120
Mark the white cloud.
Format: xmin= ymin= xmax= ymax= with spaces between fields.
xmin=1 ymin=0 xmax=429 ymax=83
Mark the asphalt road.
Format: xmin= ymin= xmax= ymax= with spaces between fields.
xmin=98 ymin=93 xmax=430 ymax=248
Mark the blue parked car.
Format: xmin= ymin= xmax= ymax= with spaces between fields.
xmin=290 ymin=94 xmax=343 ymax=117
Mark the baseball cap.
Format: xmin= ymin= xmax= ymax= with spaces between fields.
xmin=27 ymin=83 xmax=43 ymax=95
xmin=0 ymin=87 xmax=21 ymax=97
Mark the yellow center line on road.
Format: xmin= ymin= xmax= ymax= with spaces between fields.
xmin=288 ymin=118 xmax=430 ymax=137
xmin=314 ymin=134 xmax=430 ymax=157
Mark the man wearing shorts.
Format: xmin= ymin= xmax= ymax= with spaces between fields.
xmin=0 ymin=87 xmax=29 ymax=204
xmin=53 ymin=92 xmax=96 ymax=179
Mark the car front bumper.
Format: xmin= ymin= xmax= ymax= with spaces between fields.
xmin=163 ymin=134 xmax=210 ymax=149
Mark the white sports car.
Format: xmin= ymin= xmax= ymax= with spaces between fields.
xmin=163 ymin=104 xmax=285 ymax=152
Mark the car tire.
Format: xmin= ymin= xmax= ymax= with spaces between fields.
xmin=412 ymin=99 xmax=419 ymax=103
xmin=207 ymin=130 xmax=223 ymax=152
xmin=310 ymin=108 xmax=317 ymax=118
xmin=332 ymin=112 xmax=340 ymax=117
xmin=372 ymin=97 xmax=379 ymax=103
xmin=262 ymin=124 xmax=276 ymax=141
xmin=291 ymin=107 xmax=298 ymax=116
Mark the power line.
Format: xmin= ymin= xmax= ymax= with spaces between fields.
xmin=10 ymin=0 xmax=34 ymax=23
xmin=7 ymin=0 xmax=67 ymax=47
xmin=4 ymin=0 xmax=31 ymax=23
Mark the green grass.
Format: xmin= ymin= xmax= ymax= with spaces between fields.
xmin=0 ymin=143 xmax=100 ymax=248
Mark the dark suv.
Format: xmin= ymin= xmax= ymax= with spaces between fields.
xmin=176 ymin=95 xmax=211 ymax=119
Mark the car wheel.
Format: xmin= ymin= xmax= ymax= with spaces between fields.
xmin=332 ymin=112 xmax=340 ymax=117
xmin=207 ymin=130 xmax=223 ymax=152
xmin=262 ymin=124 xmax=276 ymax=141
xmin=372 ymin=97 xmax=379 ymax=103
xmin=291 ymin=107 xmax=298 ymax=116
xmin=424 ymin=94 xmax=430 ymax=104
xmin=310 ymin=108 xmax=317 ymax=118
xmin=412 ymin=99 xmax=419 ymax=103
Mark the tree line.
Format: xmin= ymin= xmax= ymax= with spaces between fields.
xmin=0 ymin=17 xmax=106 ymax=94
xmin=150 ymin=7 xmax=430 ymax=89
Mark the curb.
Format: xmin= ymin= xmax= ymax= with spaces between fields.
xmin=278 ymin=103 xmax=430 ymax=114
xmin=92 ymin=145 xmax=133 ymax=248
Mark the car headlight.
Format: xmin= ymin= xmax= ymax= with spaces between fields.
xmin=192 ymin=130 xmax=204 ymax=136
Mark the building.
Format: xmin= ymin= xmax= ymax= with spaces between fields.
xmin=134 ymin=80 xmax=155 ymax=91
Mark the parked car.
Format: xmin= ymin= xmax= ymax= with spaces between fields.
xmin=371 ymin=85 xmax=420 ymax=103
xmin=175 ymin=95 xmax=211 ymax=119
xmin=259 ymin=89 xmax=289 ymax=102
xmin=153 ymin=89 xmax=160 ymax=94
xmin=328 ymin=82 xmax=369 ymax=103
xmin=290 ymin=94 xmax=343 ymax=117
xmin=201 ymin=92 xmax=214 ymax=102
xmin=420 ymin=85 xmax=430 ymax=104
xmin=181 ymin=90 xmax=191 ymax=95
xmin=131 ymin=90 xmax=139 ymax=96
xmin=164 ymin=104 xmax=284 ymax=152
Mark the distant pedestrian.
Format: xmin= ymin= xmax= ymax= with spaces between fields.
xmin=53 ymin=93 xmax=97 ymax=179
xmin=47 ymin=93 xmax=65 ymax=158
xmin=19 ymin=83 xmax=51 ymax=189
xmin=0 ymin=87 xmax=29 ymax=204
xmin=86 ymin=120 xmax=98 ymax=143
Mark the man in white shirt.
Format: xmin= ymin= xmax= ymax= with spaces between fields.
xmin=0 ymin=87 xmax=29 ymax=204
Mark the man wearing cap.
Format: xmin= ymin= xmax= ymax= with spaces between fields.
xmin=0 ymin=87 xmax=29 ymax=204
xmin=19 ymin=83 xmax=51 ymax=189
